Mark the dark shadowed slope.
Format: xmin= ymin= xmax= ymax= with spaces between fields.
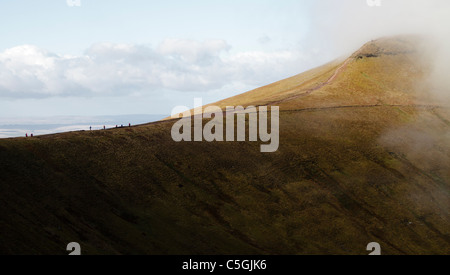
xmin=0 ymin=36 xmax=449 ymax=255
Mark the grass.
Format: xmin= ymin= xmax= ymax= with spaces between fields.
xmin=0 ymin=36 xmax=449 ymax=255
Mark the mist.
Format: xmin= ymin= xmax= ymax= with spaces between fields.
xmin=308 ymin=0 xmax=450 ymax=99
xmin=309 ymin=0 xmax=450 ymax=55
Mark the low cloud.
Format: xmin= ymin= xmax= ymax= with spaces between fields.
xmin=0 ymin=39 xmax=311 ymax=99
xmin=307 ymin=0 xmax=450 ymax=101
xmin=308 ymin=0 xmax=450 ymax=56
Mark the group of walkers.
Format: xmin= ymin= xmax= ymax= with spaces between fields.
xmin=25 ymin=123 xmax=133 ymax=137
xmin=89 ymin=123 xmax=132 ymax=131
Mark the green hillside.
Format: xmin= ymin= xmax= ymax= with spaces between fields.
xmin=0 ymin=36 xmax=449 ymax=255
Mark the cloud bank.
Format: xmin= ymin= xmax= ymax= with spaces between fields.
xmin=0 ymin=40 xmax=310 ymax=99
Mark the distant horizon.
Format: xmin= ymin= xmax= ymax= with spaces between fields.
xmin=0 ymin=113 xmax=168 ymax=138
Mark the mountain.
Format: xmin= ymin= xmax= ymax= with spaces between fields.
xmin=0 ymin=36 xmax=449 ymax=255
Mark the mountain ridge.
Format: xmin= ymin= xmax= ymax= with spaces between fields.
xmin=0 ymin=36 xmax=449 ymax=255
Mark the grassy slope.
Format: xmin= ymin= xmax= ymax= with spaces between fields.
xmin=0 ymin=37 xmax=449 ymax=255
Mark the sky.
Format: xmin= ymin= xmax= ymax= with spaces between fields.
xmin=0 ymin=0 xmax=449 ymax=119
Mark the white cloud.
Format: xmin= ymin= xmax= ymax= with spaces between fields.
xmin=258 ymin=35 xmax=272 ymax=45
xmin=0 ymin=40 xmax=311 ymax=99
xmin=157 ymin=39 xmax=231 ymax=64
xmin=308 ymin=0 xmax=450 ymax=57
xmin=226 ymin=51 xmax=307 ymax=85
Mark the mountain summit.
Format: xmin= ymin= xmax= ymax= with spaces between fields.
xmin=208 ymin=36 xmax=434 ymax=110
xmin=0 ymin=36 xmax=449 ymax=255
